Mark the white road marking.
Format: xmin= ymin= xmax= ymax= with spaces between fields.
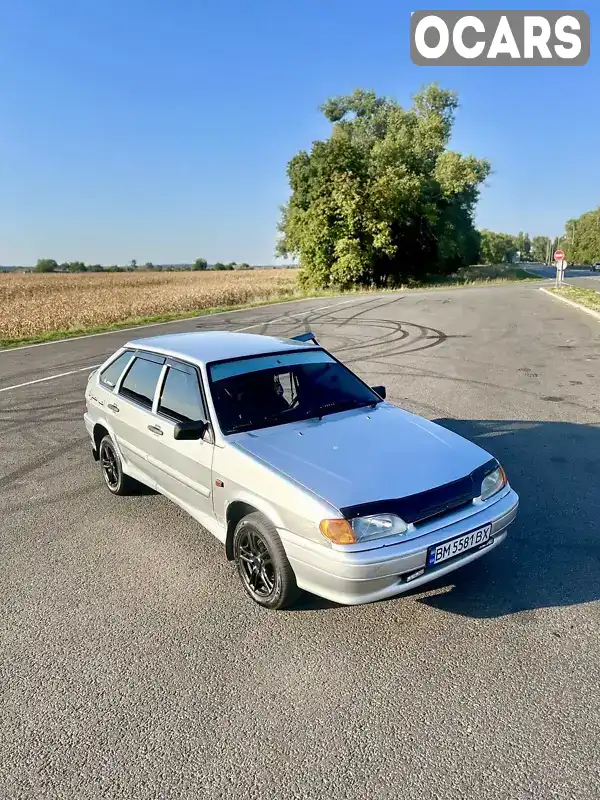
xmin=0 ymin=295 xmax=364 ymax=354
xmin=0 ymin=296 xmax=375 ymax=394
xmin=0 ymin=365 xmax=102 ymax=394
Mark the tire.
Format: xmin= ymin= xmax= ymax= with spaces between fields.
xmin=98 ymin=434 xmax=136 ymax=496
xmin=233 ymin=512 xmax=300 ymax=610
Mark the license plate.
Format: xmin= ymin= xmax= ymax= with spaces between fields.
xmin=427 ymin=524 xmax=492 ymax=567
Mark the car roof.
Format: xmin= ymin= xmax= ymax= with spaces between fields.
xmin=125 ymin=330 xmax=318 ymax=367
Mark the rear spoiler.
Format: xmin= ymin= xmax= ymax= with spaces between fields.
xmin=291 ymin=332 xmax=319 ymax=345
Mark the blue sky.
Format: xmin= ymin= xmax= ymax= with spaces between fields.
xmin=0 ymin=0 xmax=597 ymax=265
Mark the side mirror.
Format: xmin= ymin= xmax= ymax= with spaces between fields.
xmin=372 ymin=385 xmax=386 ymax=399
xmin=174 ymin=419 xmax=208 ymax=441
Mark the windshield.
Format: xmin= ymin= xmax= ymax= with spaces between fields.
xmin=208 ymin=349 xmax=380 ymax=434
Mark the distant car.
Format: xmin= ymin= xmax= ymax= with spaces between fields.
xmin=84 ymin=331 xmax=519 ymax=609
xmin=592 ymin=263 xmax=600 ymax=272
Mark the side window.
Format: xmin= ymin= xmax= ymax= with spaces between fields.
xmin=274 ymin=370 xmax=297 ymax=406
xmin=158 ymin=366 xmax=206 ymax=423
xmin=99 ymin=351 xmax=133 ymax=389
xmin=119 ymin=357 xmax=164 ymax=409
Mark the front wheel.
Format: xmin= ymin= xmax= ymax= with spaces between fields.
xmin=99 ymin=435 xmax=136 ymax=496
xmin=233 ymin=512 xmax=300 ymax=610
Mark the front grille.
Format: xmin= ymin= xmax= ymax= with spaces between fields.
xmin=413 ymin=497 xmax=474 ymax=526
xmin=340 ymin=458 xmax=497 ymax=525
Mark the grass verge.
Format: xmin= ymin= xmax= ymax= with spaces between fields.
xmin=0 ymin=268 xmax=541 ymax=349
xmin=548 ymin=285 xmax=600 ymax=313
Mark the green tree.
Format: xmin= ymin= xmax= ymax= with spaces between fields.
xmin=64 ymin=261 xmax=86 ymax=272
xmin=559 ymin=209 xmax=600 ymax=264
xmin=277 ymin=85 xmax=490 ymax=288
xmin=34 ymin=258 xmax=58 ymax=273
xmin=192 ymin=258 xmax=208 ymax=271
xmin=213 ymin=262 xmax=226 ymax=270
xmin=130 ymin=259 xmax=137 ymax=269
xmin=87 ymin=264 xmax=104 ymax=272
xmin=561 ymin=218 xmax=577 ymax=263
xmin=479 ymin=230 xmax=517 ymax=264
xmin=237 ymin=262 xmax=251 ymax=270
xmin=531 ymin=236 xmax=551 ymax=264
xmin=514 ymin=231 xmax=531 ymax=261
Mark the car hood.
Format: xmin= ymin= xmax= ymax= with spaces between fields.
xmin=231 ymin=404 xmax=494 ymax=512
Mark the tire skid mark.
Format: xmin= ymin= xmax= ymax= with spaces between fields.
xmin=273 ymin=294 xmax=448 ymax=361
xmin=0 ymin=483 xmax=98 ymax=519
xmin=262 ymin=294 xmax=445 ymax=362
xmin=0 ymin=438 xmax=88 ymax=489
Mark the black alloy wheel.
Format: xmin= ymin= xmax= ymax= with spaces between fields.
xmin=237 ymin=527 xmax=276 ymax=598
xmin=98 ymin=435 xmax=135 ymax=495
xmin=233 ymin=512 xmax=300 ymax=610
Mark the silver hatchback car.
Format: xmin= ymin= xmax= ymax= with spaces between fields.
xmin=84 ymin=331 xmax=519 ymax=609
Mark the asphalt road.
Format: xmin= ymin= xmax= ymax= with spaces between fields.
xmin=1 ymin=285 xmax=600 ymax=800
xmin=527 ymin=265 xmax=600 ymax=292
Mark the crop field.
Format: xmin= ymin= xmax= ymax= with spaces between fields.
xmin=0 ymin=269 xmax=300 ymax=344
xmin=0 ymin=264 xmax=538 ymax=347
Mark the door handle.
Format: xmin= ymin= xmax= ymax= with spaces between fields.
xmin=108 ymin=403 xmax=120 ymax=413
xmin=147 ymin=424 xmax=163 ymax=436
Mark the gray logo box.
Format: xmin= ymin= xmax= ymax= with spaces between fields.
xmin=410 ymin=10 xmax=590 ymax=65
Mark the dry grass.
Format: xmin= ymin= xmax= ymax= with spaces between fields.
xmin=549 ymin=285 xmax=600 ymax=312
xmin=0 ymin=269 xmax=300 ymax=343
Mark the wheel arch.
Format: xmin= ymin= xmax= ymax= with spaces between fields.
xmin=224 ymin=495 xmax=284 ymax=561
xmin=92 ymin=422 xmax=109 ymax=460
xmin=92 ymin=420 xmax=123 ymax=462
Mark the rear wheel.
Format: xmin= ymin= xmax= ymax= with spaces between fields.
xmin=233 ymin=512 xmax=300 ymax=610
xmin=99 ymin=435 xmax=136 ymax=496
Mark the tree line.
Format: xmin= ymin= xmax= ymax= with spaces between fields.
xmin=559 ymin=207 xmax=600 ymax=265
xmin=480 ymin=208 xmax=600 ymax=266
xmin=479 ymin=230 xmax=555 ymax=264
xmin=32 ymin=258 xmax=253 ymax=273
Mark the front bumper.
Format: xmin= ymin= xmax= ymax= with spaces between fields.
xmin=283 ymin=487 xmax=519 ymax=605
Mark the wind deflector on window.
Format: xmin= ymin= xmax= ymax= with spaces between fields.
xmin=291 ymin=332 xmax=319 ymax=345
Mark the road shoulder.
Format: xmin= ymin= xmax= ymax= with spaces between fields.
xmin=539 ymin=286 xmax=600 ymax=323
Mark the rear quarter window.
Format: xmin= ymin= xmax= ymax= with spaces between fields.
xmin=119 ymin=356 xmax=164 ymax=409
xmin=99 ymin=351 xmax=133 ymax=389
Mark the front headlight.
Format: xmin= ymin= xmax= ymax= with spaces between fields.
xmin=480 ymin=465 xmax=507 ymax=501
xmin=319 ymin=513 xmax=408 ymax=545
xmin=351 ymin=513 xmax=408 ymax=542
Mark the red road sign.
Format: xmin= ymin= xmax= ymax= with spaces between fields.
xmin=554 ymin=249 xmax=565 ymax=261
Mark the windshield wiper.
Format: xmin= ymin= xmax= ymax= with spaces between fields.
xmin=300 ymin=398 xmax=378 ymax=421
xmin=226 ymin=398 xmax=379 ymax=431
xmin=226 ymin=409 xmax=291 ymax=433
xmin=225 ymin=421 xmax=257 ymax=434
